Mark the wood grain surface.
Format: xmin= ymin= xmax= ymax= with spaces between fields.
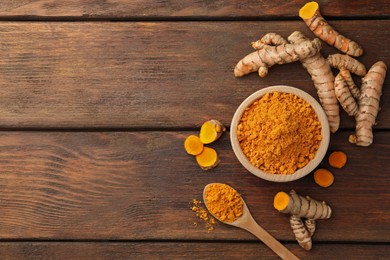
xmin=0 ymin=0 xmax=389 ymax=19
xmin=0 ymin=131 xmax=389 ymax=241
xmin=0 ymin=21 xmax=389 ymax=129
xmin=1 ymin=242 xmax=389 ymax=260
xmin=0 ymin=1 xmax=389 ymax=258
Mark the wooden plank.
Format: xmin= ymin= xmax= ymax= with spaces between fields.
xmin=0 ymin=21 xmax=389 ymax=129
xmin=0 ymin=1 xmax=389 ymax=19
xmin=0 ymin=131 xmax=388 ymax=241
xmin=0 ymin=242 xmax=388 ymax=260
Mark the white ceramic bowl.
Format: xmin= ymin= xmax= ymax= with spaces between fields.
xmin=230 ymin=85 xmax=330 ymax=182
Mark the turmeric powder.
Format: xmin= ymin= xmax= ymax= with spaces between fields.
xmin=204 ymin=183 xmax=243 ymax=222
xmin=191 ymin=199 xmax=216 ymax=232
xmin=236 ymin=92 xmax=322 ymax=174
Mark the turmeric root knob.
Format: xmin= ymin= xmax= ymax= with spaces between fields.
xmin=200 ymin=120 xmax=226 ymax=144
xmin=290 ymin=215 xmax=312 ymax=251
xmin=196 ymin=147 xmax=220 ymax=170
xmin=299 ymin=1 xmax=363 ymax=57
xmin=184 ymin=135 xmax=204 ymax=155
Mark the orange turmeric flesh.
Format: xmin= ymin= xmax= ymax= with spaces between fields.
xmin=184 ymin=135 xmax=204 ymax=156
xmin=273 ymin=191 xmax=290 ymax=211
xmin=314 ymin=169 xmax=334 ymax=187
xmin=195 ymin=147 xmax=219 ymax=170
xmin=200 ymin=119 xmax=226 ymax=144
xmin=299 ymin=1 xmax=319 ymax=19
xmin=328 ymin=151 xmax=347 ymax=168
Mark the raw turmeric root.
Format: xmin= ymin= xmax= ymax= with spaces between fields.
xmin=196 ymin=147 xmax=220 ymax=170
xmin=274 ymin=190 xmax=332 ymax=219
xmin=349 ymin=61 xmax=387 ymax=146
xmin=288 ymin=31 xmax=340 ymax=133
xmin=234 ymin=32 xmax=321 ymax=78
xmin=299 ymin=1 xmax=363 ymax=57
xmin=327 ymin=54 xmax=367 ymax=77
xmin=339 ymin=68 xmax=361 ymax=100
xmin=200 ymin=119 xmax=226 ymax=144
xmin=274 ymin=190 xmax=332 ymax=250
xmin=313 ymin=168 xmax=334 ymax=188
xmin=334 ymin=72 xmax=359 ymax=117
xmin=290 ymin=215 xmax=312 ymax=250
xmin=184 ymin=135 xmax=204 ymax=155
xmin=328 ymin=151 xmax=347 ymax=168
xmin=304 ymin=218 xmax=316 ymax=236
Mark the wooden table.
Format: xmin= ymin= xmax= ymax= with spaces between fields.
xmin=0 ymin=1 xmax=389 ymax=259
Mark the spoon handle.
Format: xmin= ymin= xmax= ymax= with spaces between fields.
xmin=245 ymin=219 xmax=299 ymax=260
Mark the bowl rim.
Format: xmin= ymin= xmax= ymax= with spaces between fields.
xmin=230 ymin=85 xmax=330 ymax=182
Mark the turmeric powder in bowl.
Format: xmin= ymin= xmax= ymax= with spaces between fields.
xmin=231 ymin=86 xmax=330 ymax=182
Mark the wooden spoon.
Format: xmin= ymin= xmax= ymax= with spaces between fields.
xmin=203 ymin=183 xmax=299 ymax=260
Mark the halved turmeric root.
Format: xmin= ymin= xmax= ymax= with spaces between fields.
xmin=195 ymin=147 xmax=220 ymax=170
xmin=184 ymin=135 xmax=204 ymax=156
xmin=299 ymin=1 xmax=363 ymax=57
xmin=200 ymin=120 xmax=226 ymax=144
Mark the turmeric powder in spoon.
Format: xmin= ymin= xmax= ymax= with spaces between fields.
xmin=204 ymin=183 xmax=243 ymax=222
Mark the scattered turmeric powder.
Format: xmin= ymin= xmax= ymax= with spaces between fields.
xmin=328 ymin=151 xmax=347 ymax=168
xmin=191 ymin=199 xmax=216 ymax=233
xmin=204 ymin=183 xmax=243 ymax=222
xmin=313 ymin=168 xmax=334 ymax=187
xmin=236 ymin=92 xmax=322 ymax=174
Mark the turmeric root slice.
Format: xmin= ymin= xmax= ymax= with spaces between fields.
xmin=195 ymin=147 xmax=220 ymax=170
xmin=299 ymin=1 xmax=363 ymax=57
xmin=199 ymin=120 xmax=226 ymax=144
xmin=328 ymin=151 xmax=347 ymax=168
xmin=184 ymin=135 xmax=204 ymax=156
xmin=327 ymin=54 xmax=367 ymax=77
xmin=273 ymin=191 xmax=291 ymax=212
xmin=313 ymin=168 xmax=334 ymax=188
